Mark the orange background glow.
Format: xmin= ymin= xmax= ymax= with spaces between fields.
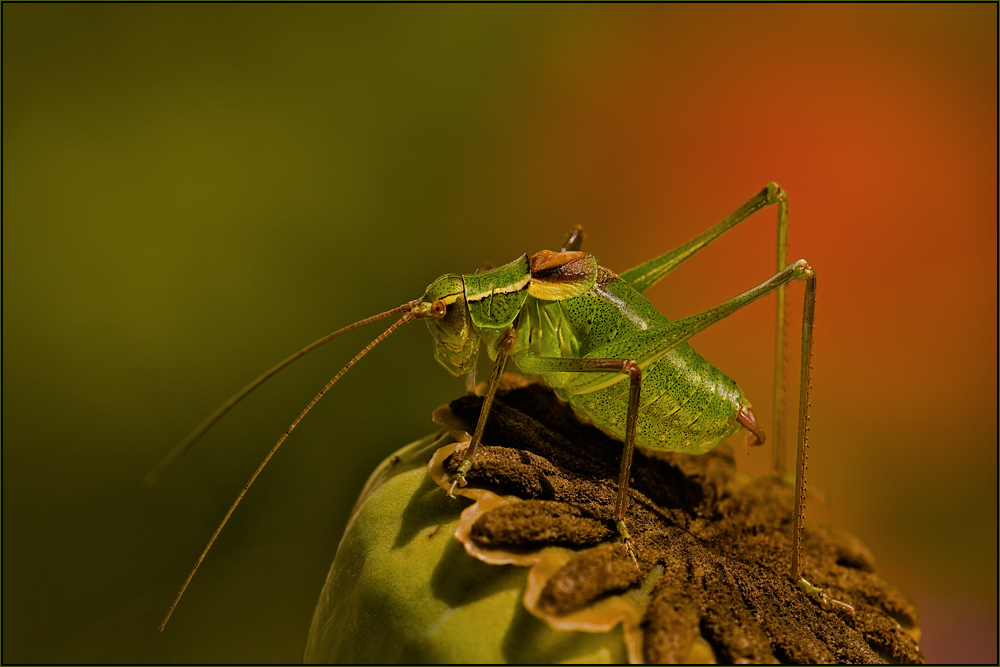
xmin=4 ymin=5 xmax=995 ymax=662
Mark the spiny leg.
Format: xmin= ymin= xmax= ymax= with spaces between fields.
xmin=783 ymin=269 xmax=851 ymax=614
xmin=772 ymin=193 xmax=790 ymax=475
xmin=616 ymin=359 xmax=642 ymax=569
xmin=619 ymin=182 xmax=792 ymax=475
xmin=514 ymin=354 xmax=644 ymax=567
xmin=789 ymin=268 xmax=815 ymax=583
xmin=782 ymin=267 xmax=854 ymax=615
xmin=447 ymin=327 xmax=517 ymax=496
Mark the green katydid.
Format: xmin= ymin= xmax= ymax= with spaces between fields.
xmin=151 ymin=181 xmax=851 ymax=631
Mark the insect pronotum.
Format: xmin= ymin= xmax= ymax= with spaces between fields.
xmin=150 ymin=181 xmax=852 ymax=630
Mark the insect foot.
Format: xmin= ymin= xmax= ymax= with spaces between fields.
xmin=306 ymin=382 xmax=924 ymax=664
xmin=798 ymin=577 xmax=857 ymax=617
xmin=616 ymin=520 xmax=640 ymax=570
xmin=446 ymin=458 xmax=472 ymax=497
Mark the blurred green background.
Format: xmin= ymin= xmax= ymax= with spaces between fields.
xmin=3 ymin=5 xmax=995 ymax=663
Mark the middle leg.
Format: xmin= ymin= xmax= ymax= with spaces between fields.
xmin=515 ymin=354 xmax=644 ymax=568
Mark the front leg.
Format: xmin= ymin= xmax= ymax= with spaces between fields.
xmin=447 ymin=327 xmax=517 ymax=496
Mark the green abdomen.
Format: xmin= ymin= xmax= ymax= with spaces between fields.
xmin=557 ymin=345 xmax=744 ymax=453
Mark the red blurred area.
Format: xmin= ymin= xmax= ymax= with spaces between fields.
xmin=503 ymin=3 xmax=996 ymax=425
xmin=475 ymin=5 xmax=996 ymax=663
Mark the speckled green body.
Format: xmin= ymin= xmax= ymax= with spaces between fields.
xmin=423 ymin=253 xmax=747 ymax=454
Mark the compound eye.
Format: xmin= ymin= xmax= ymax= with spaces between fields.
xmin=431 ymin=300 xmax=447 ymax=318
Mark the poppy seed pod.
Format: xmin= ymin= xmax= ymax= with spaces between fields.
xmin=306 ymin=383 xmax=923 ymax=664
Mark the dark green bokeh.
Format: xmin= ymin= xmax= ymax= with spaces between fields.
xmin=4 ymin=5 xmax=995 ymax=663
xmin=4 ymin=6 xmax=567 ymax=663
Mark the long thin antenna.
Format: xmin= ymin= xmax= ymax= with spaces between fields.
xmin=159 ymin=311 xmax=416 ymax=631
xmin=145 ymin=301 xmax=420 ymax=487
